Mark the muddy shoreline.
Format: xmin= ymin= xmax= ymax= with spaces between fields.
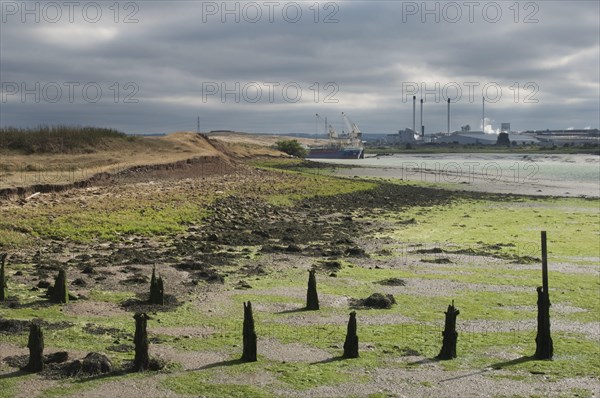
xmin=1 ymin=161 xmax=598 ymax=398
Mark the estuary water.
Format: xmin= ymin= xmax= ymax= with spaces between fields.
xmin=313 ymin=153 xmax=600 ymax=198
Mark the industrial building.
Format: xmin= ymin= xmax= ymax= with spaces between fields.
xmin=386 ymin=128 xmax=418 ymax=145
xmin=526 ymin=129 xmax=600 ymax=146
xmin=434 ymin=132 xmax=497 ymax=145
xmin=434 ymin=131 xmax=540 ymax=146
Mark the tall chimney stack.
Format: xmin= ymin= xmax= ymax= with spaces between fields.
xmin=420 ymin=98 xmax=424 ymax=137
xmin=412 ymin=96 xmax=416 ymax=133
xmin=482 ymin=96 xmax=485 ymax=133
xmin=447 ymin=98 xmax=451 ymax=135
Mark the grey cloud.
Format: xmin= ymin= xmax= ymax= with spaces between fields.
xmin=0 ymin=0 xmax=598 ymax=134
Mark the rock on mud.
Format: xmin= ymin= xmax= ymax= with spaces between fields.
xmin=353 ymin=293 xmax=397 ymax=309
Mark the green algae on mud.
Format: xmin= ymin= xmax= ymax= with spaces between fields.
xmin=0 ymin=159 xmax=598 ymax=397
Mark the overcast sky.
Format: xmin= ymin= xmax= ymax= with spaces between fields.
xmin=1 ymin=0 xmax=598 ymax=135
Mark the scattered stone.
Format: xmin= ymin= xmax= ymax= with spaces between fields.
xmin=345 ymin=247 xmax=366 ymax=256
xmin=81 ymin=265 xmax=96 ymax=275
xmin=352 ymin=293 xmax=396 ymax=309
xmin=234 ymin=280 xmax=252 ymax=290
xmin=72 ymin=278 xmax=87 ymax=287
xmin=37 ymin=280 xmax=51 ymax=289
xmin=241 ymin=265 xmax=267 ymax=276
xmin=286 ymin=244 xmax=302 ymax=253
xmin=318 ymin=260 xmax=342 ymax=270
xmin=45 ymin=351 xmax=69 ymax=364
xmin=377 ymin=278 xmax=406 ymax=286
xmin=193 ymin=270 xmax=224 ymax=284
xmin=67 ymin=352 xmax=112 ymax=376
xmin=107 ymin=344 xmax=133 ymax=353
xmin=0 ymin=317 xmax=29 ymax=334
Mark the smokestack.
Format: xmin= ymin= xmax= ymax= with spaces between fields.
xmin=447 ymin=98 xmax=450 ymax=135
xmin=482 ymin=96 xmax=485 ymax=133
xmin=420 ymin=98 xmax=424 ymax=137
xmin=412 ymin=96 xmax=416 ymax=133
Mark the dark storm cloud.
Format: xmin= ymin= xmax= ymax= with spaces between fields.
xmin=0 ymin=0 xmax=598 ymax=134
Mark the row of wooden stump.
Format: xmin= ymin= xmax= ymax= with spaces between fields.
xmin=9 ymin=266 xmax=457 ymax=374
xmin=1 ymin=230 xmax=554 ymax=375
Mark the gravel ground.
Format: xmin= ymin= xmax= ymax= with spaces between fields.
xmin=1 ymin=163 xmax=597 ymax=397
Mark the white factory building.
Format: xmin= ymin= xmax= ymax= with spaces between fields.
xmin=435 ymin=131 xmax=540 ymax=145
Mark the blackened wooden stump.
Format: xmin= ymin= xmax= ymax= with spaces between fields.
xmin=149 ymin=266 xmax=164 ymax=305
xmin=133 ymin=312 xmax=150 ymax=371
xmin=437 ymin=301 xmax=459 ymax=360
xmin=0 ymin=253 xmax=7 ymax=301
xmin=343 ymin=311 xmax=359 ymax=358
xmin=51 ymin=269 xmax=69 ymax=304
xmin=24 ymin=322 xmax=44 ymax=372
xmin=306 ymin=269 xmax=320 ymax=310
xmin=535 ymin=287 xmax=553 ymax=359
xmin=534 ymin=231 xmax=553 ymax=359
xmin=241 ymin=301 xmax=257 ymax=362
xmin=157 ymin=276 xmax=164 ymax=305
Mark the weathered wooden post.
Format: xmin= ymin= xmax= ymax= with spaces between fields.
xmin=535 ymin=231 xmax=553 ymax=359
xmin=157 ymin=276 xmax=164 ymax=305
xmin=149 ymin=266 xmax=164 ymax=305
xmin=133 ymin=312 xmax=150 ymax=371
xmin=436 ymin=300 xmax=460 ymax=360
xmin=50 ymin=268 xmax=69 ymax=304
xmin=0 ymin=253 xmax=7 ymax=301
xmin=343 ymin=311 xmax=359 ymax=358
xmin=24 ymin=322 xmax=44 ymax=372
xmin=306 ymin=269 xmax=320 ymax=310
xmin=241 ymin=301 xmax=257 ymax=362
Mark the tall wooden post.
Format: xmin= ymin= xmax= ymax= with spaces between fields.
xmin=24 ymin=323 xmax=44 ymax=372
xmin=0 ymin=253 xmax=7 ymax=301
xmin=535 ymin=231 xmax=553 ymax=359
xmin=133 ymin=313 xmax=150 ymax=371
xmin=343 ymin=311 xmax=359 ymax=358
xmin=306 ymin=269 xmax=320 ymax=310
xmin=541 ymin=231 xmax=549 ymax=294
xmin=241 ymin=301 xmax=257 ymax=362
xmin=437 ymin=300 xmax=460 ymax=360
xmin=51 ymin=269 xmax=69 ymax=304
xmin=149 ymin=265 xmax=165 ymax=305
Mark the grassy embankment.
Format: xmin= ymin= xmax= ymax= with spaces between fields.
xmin=0 ymin=126 xmax=234 ymax=190
xmin=0 ymin=158 xmax=598 ymax=397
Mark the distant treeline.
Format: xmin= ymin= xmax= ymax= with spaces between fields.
xmin=0 ymin=125 xmax=130 ymax=153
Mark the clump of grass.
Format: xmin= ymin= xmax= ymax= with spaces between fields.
xmin=0 ymin=125 xmax=131 ymax=154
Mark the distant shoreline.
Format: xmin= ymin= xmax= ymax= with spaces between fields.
xmin=314 ymin=153 xmax=600 ymax=198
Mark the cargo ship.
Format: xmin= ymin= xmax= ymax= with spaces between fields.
xmin=307 ymin=145 xmax=364 ymax=159
xmin=307 ymin=112 xmax=364 ymax=159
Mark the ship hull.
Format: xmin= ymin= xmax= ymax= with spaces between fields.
xmin=307 ymin=147 xmax=364 ymax=159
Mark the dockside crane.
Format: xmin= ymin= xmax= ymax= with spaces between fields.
xmin=316 ymin=113 xmax=338 ymax=139
xmin=342 ymin=112 xmax=362 ymax=140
